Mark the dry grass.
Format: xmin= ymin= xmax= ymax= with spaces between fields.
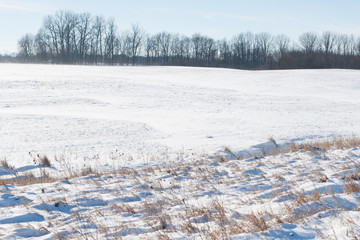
xmin=224 ymin=147 xmax=239 ymax=159
xmin=268 ymin=137 xmax=278 ymax=148
xmin=1 ymin=158 xmax=11 ymax=169
xmin=0 ymin=136 xmax=360 ymax=239
xmin=40 ymin=155 xmax=51 ymax=167
xmin=345 ymin=172 xmax=360 ymax=181
xmin=0 ymin=173 xmax=58 ymax=186
xmin=243 ymin=211 xmax=269 ymax=232
xmin=343 ymin=180 xmax=360 ymax=194
xmin=291 ymin=136 xmax=360 ymax=152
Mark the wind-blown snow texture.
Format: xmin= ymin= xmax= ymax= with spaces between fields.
xmin=1 ymin=64 xmax=360 ymax=167
xmin=0 ymin=64 xmax=360 ymax=239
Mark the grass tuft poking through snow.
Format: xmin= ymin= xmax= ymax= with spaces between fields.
xmin=40 ymin=155 xmax=51 ymax=167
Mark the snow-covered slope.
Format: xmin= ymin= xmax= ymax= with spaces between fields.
xmin=1 ymin=64 xmax=360 ymax=169
xmin=0 ymin=64 xmax=360 ymax=239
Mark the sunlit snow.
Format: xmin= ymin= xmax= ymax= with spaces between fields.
xmin=1 ymin=64 xmax=360 ymax=239
xmin=1 ymin=64 xmax=359 ymax=168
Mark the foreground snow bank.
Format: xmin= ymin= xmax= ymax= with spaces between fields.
xmin=0 ymin=145 xmax=359 ymax=239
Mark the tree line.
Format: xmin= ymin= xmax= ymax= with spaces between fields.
xmin=12 ymin=10 xmax=360 ymax=69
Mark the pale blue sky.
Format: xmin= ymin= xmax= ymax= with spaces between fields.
xmin=1 ymin=0 xmax=360 ymax=53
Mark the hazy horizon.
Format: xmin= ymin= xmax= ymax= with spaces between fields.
xmin=1 ymin=0 xmax=360 ymax=53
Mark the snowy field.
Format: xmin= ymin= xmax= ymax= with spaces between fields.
xmin=0 ymin=64 xmax=360 ymax=239
xmin=1 ymin=64 xmax=360 ymax=168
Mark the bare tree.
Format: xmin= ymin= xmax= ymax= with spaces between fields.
xmin=129 ymin=24 xmax=144 ymax=65
xmin=77 ymin=13 xmax=92 ymax=63
xmin=232 ymin=33 xmax=245 ymax=67
xmin=145 ymin=35 xmax=155 ymax=64
xmin=59 ymin=10 xmax=78 ymax=63
xmin=231 ymin=32 xmax=254 ymax=68
xmin=43 ymin=10 xmax=79 ymax=63
xmin=256 ymin=32 xmax=273 ymax=64
xmin=274 ymin=34 xmax=290 ymax=56
xmin=18 ymin=34 xmax=35 ymax=62
xmin=318 ymin=31 xmax=337 ymax=67
xmin=336 ymin=34 xmax=353 ymax=56
xmin=320 ymin=31 xmax=337 ymax=54
xmin=34 ymin=28 xmax=51 ymax=62
xmin=104 ymin=18 xmax=118 ymax=65
xmin=217 ymin=39 xmax=231 ymax=65
xmin=180 ymin=36 xmax=191 ymax=63
xmin=299 ymin=32 xmax=318 ymax=53
xmin=43 ymin=15 xmax=59 ymax=61
xmin=356 ymin=37 xmax=360 ymax=56
xmin=157 ymin=32 xmax=171 ymax=63
xmin=191 ymin=33 xmax=202 ymax=63
xmin=203 ymin=37 xmax=215 ymax=66
xmin=91 ymin=16 xmax=106 ymax=64
xmin=346 ymin=34 xmax=356 ymax=56
xmin=170 ymin=33 xmax=180 ymax=63
xmin=119 ymin=32 xmax=133 ymax=64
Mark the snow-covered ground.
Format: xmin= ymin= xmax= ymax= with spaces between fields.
xmin=1 ymin=64 xmax=360 ymax=168
xmin=0 ymin=143 xmax=360 ymax=239
xmin=0 ymin=64 xmax=360 ymax=239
